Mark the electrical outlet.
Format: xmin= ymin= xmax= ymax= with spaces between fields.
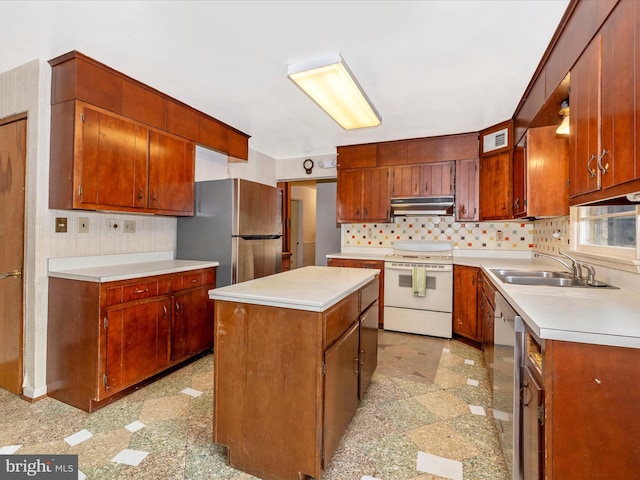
xmin=107 ymin=219 xmax=120 ymax=232
xmin=78 ymin=217 xmax=89 ymax=233
xmin=124 ymin=220 xmax=136 ymax=233
xmin=496 ymin=230 xmax=504 ymax=242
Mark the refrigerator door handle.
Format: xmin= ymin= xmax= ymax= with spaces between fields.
xmin=237 ymin=235 xmax=282 ymax=240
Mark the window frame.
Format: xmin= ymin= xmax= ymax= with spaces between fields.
xmin=571 ymin=205 xmax=640 ymax=261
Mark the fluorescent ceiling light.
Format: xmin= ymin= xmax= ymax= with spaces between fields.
xmin=288 ymin=54 xmax=381 ymax=130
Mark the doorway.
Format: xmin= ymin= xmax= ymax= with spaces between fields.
xmin=0 ymin=115 xmax=26 ymax=394
xmin=290 ymin=200 xmax=302 ymax=269
xmin=283 ymin=180 xmax=341 ymax=268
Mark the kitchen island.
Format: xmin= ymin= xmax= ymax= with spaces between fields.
xmin=209 ymin=266 xmax=380 ymax=480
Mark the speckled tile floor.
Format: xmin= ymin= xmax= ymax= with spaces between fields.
xmin=1 ymin=330 xmax=508 ymax=480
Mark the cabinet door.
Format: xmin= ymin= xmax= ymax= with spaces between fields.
xmin=79 ymin=104 xmax=149 ymax=209
xmin=170 ymin=286 xmax=213 ymax=362
xmin=569 ymin=38 xmax=600 ymax=197
xmin=377 ymin=141 xmax=407 ymax=166
xmin=336 ymin=169 xmax=363 ymax=222
xmin=359 ymin=300 xmax=378 ymax=399
xmin=391 ymin=165 xmax=421 ymax=197
xmin=522 ymin=366 xmax=544 ymax=480
xmin=526 ymin=126 xmax=569 ymax=217
xmin=323 ymin=322 xmax=360 ymax=468
xmin=452 ymin=265 xmax=480 ymax=342
xmin=455 ymin=158 xmax=479 ymax=221
xmin=600 ymin=0 xmax=637 ymax=190
xmin=420 ymin=162 xmax=454 ymax=196
xmin=362 ymin=168 xmax=390 ymax=222
xmin=407 ymin=137 xmax=442 ymax=164
xmin=105 ymin=297 xmax=170 ymax=394
xmin=337 ymin=144 xmax=377 ymax=169
xmin=480 ymin=152 xmax=512 ymax=220
xmin=512 ymin=145 xmax=527 ymax=217
xmin=148 ymin=131 xmax=195 ymax=215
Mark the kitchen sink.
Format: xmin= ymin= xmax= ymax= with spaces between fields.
xmin=491 ymin=269 xmax=573 ymax=279
xmin=490 ymin=269 xmax=617 ymax=288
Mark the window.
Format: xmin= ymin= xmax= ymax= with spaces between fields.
xmin=574 ymin=205 xmax=639 ymax=259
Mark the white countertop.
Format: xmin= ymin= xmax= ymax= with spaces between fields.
xmin=457 ymin=256 xmax=640 ymax=349
xmin=326 ymin=252 xmax=388 ymax=261
xmin=48 ymin=251 xmax=219 ymax=282
xmin=328 ymin=250 xmax=640 ymax=349
xmin=208 ymin=265 xmax=379 ymax=312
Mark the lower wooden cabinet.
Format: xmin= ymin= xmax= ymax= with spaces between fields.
xmin=47 ymin=267 xmax=216 ymax=412
xmin=106 ymin=296 xmax=171 ymax=394
xmin=522 ymin=364 xmax=544 ymax=480
xmin=478 ymin=270 xmax=496 ymax=378
xmin=327 ymin=257 xmax=385 ymax=328
xmin=543 ymin=340 xmax=640 ymax=479
xmin=452 ymin=265 xmax=481 ymax=343
xmin=359 ymin=299 xmax=378 ymax=398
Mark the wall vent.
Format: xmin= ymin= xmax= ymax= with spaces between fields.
xmin=482 ymin=127 xmax=509 ymax=153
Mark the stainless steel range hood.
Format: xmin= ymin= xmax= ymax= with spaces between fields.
xmin=390 ymin=195 xmax=455 ymax=216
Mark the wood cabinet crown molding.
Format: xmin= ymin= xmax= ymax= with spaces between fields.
xmin=49 ymin=50 xmax=249 ymax=160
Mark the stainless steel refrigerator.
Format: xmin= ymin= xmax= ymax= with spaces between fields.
xmin=177 ymin=179 xmax=282 ymax=287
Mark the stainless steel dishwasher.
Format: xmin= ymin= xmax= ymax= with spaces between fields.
xmin=493 ymin=292 xmax=525 ymax=480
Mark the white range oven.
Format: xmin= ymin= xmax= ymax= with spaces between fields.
xmin=383 ymin=241 xmax=453 ymax=338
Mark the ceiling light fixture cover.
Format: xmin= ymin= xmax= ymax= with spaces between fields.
xmin=288 ymin=53 xmax=381 ymax=130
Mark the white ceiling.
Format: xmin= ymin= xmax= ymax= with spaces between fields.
xmin=1 ymin=1 xmax=570 ymax=160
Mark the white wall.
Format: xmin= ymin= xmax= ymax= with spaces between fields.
xmin=196 ymin=145 xmax=278 ymax=186
xmin=315 ymin=182 xmax=341 ymax=265
xmin=276 ymin=153 xmax=337 ymax=182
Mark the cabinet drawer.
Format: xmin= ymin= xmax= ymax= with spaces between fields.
xmin=360 ymin=278 xmax=379 ymax=312
xmin=172 ymin=269 xmax=213 ymax=291
xmin=107 ymin=279 xmax=161 ymax=306
xmin=324 ymin=293 xmax=359 ymax=348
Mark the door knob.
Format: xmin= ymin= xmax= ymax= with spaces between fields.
xmin=1 ymin=269 xmax=22 ymax=279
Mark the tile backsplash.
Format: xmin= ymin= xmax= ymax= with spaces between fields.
xmin=342 ymin=216 xmax=534 ymax=250
xmin=342 ymin=215 xmax=572 ymax=252
xmin=532 ymin=216 xmax=571 ymax=254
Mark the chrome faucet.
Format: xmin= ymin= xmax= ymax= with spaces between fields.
xmin=533 ymin=251 xmax=582 ymax=278
xmin=581 ymin=263 xmax=597 ymax=285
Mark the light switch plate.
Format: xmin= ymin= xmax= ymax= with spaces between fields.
xmin=55 ymin=217 xmax=68 ymax=233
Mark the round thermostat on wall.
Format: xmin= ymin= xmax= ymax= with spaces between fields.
xmin=303 ymin=158 xmax=314 ymax=174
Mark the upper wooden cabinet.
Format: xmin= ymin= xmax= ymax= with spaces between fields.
xmin=569 ymin=0 xmax=640 ymax=204
xmin=336 ymin=133 xmax=477 ymax=223
xmin=455 ymin=158 xmax=479 ymax=221
xmin=336 ymin=144 xmax=377 ymax=169
xmin=391 ymin=162 xmax=454 ymax=197
xmin=336 ymin=167 xmax=390 ymax=223
xmin=50 ymin=101 xmax=195 ymax=216
xmin=373 ymin=133 xmax=477 ymax=166
xmin=49 ymin=50 xmax=249 ymax=159
xmin=479 ymin=121 xmax=513 ymax=220
xmin=480 ymin=151 xmax=512 ymax=220
xmin=514 ymin=125 xmax=569 ymax=219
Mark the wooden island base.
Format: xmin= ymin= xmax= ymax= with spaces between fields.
xmin=211 ymin=268 xmax=379 ymax=480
